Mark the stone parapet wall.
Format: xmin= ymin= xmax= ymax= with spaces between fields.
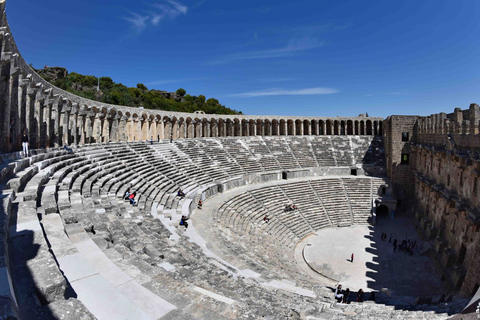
xmin=416 ymin=104 xmax=480 ymax=152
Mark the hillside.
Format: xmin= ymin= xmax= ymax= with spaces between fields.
xmin=35 ymin=66 xmax=242 ymax=115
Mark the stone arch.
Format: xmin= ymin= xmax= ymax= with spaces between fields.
xmin=241 ymin=119 xmax=248 ymax=136
xmin=340 ymin=120 xmax=346 ymax=135
xmin=311 ymin=120 xmax=317 ymax=135
xmin=163 ymin=116 xmax=172 ymax=139
xmin=186 ymin=117 xmax=194 ymax=138
xmin=263 ymin=119 xmax=271 ymax=136
xmin=201 ymin=118 xmax=209 ymax=137
xmin=376 ymin=204 xmax=389 ymax=220
xmin=218 ymin=118 xmax=225 ymax=137
xmin=333 ymin=120 xmax=340 ymax=135
xmin=249 ymin=119 xmax=256 ymax=136
xmin=210 ymin=118 xmax=217 ymax=137
xmin=279 ymin=119 xmax=287 ymax=135
xmin=226 ymin=118 xmax=234 ymax=136
xmin=366 ymin=120 xmax=373 ymax=135
xmin=319 ymin=120 xmax=325 ymax=135
xmin=272 ymin=119 xmax=279 ymax=136
xmin=326 ymin=120 xmax=333 ymax=135
xmin=287 ymin=120 xmax=295 ymax=135
xmin=360 ymin=120 xmax=365 ymax=135
xmin=294 ymin=119 xmax=302 ymax=135
xmin=255 ymin=119 xmax=263 ymax=136
xmin=354 ymin=120 xmax=359 ymax=135
xmin=303 ymin=120 xmax=310 ymax=135
xmin=347 ymin=120 xmax=354 ymax=135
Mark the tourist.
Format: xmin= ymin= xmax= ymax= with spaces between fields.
xmin=197 ymin=200 xmax=202 ymax=209
xmin=356 ymin=289 xmax=364 ymax=302
xmin=334 ymin=285 xmax=344 ymax=302
xmin=63 ymin=140 xmax=73 ymax=154
xmin=129 ymin=192 xmax=137 ymax=206
xmin=264 ymin=215 xmax=270 ymax=223
xmin=179 ymin=215 xmax=189 ymax=229
xmin=351 ymin=253 xmax=354 ymax=263
xmin=124 ymin=189 xmax=131 ymax=200
xmin=342 ymin=288 xmax=350 ymax=304
xmin=370 ymin=291 xmax=376 ymax=302
xmin=21 ymin=130 xmax=29 ymax=157
xmin=150 ymin=136 xmax=153 ymax=145
xmin=170 ymin=134 xmax=173 ymax=143
xmin=177 ymin=188 xmax=185 ymax=198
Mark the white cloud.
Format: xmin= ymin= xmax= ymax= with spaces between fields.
xmin=230 ymin=87 xmax=339 ymax=97
xmin=123 ymin=13 xmax=149 ymax=32
xmin=211 ymin=36 xmax=324 ymax=65
xmin=147 ymin=77 xmax=209 ymax=86
xmin=124 ymin=1 xmax=187 ymax=32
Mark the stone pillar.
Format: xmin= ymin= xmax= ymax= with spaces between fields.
xmin=85 ymin=113 xmax=94 ymax=144
xmin=469 ymin=103 xmax=479 ymax=135
xmin=205 ymin=122 xmax=210 ymax=137
xmin=16 ymin=80 xmax=27 ymax=150
xmin=150 ymin=119 xmax=156 ymax=141
xmin=34 ymin=97 xmax=44 ymax=148
xmin=116 ymin=116 xmax=125 ymax=142
xmin=102 ymin=115 xmax=111 ymax=143
xmin=126 ymin=117 xmax=133 ymax=141
xmin=68 ymin=105 xmax=78 ymax=144
xmin=25 ymin=89 xmax=35 ymax=144
xmin=44 ymin=99 xmax=53 ymax=147
xmin=5 ymin=68 xmax=19 ymax=152
xmin=156 ymin=119 xmax=163 ymax=140
xmin=78 ymin=112 xmax=86 ymax=145
xmin=135 ymin=116 xmax=142 ymax=141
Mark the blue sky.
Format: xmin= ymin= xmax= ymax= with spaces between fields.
xmin=7 ymin=0 xmax=480 ymax=118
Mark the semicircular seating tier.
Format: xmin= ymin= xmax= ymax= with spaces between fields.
xmin=1 ymin=138 xmax=461 ymax=319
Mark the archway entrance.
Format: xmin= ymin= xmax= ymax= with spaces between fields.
xmin=376 ymin=205 xmax=389 ymax=220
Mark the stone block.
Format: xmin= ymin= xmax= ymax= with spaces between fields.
xmin=47 ymin=298 xmax=96 ymax=320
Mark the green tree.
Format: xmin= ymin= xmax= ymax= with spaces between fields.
xmin=137 ymin=83 xmax=148 ymax=91
xmin=176 ymin=88 xmax=186 ymax=97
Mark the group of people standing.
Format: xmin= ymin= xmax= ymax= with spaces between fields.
xmin=381 ymin=232 xmax=417 ymax=255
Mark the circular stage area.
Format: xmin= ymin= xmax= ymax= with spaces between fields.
xmin=302 ymin=216 xmax=447 ymax=297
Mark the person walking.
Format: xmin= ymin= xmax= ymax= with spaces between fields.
xmin=351 ymin=253 xmax=354 ymax=263
xmin=21 ymin=130 xmax=29 ymax=157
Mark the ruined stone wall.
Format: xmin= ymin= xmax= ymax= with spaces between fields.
xmin=383 ymin=115 xmax=419 ymax=208
xmin=391 ymin=105 xmax=480 ymax=297
xmin=413 ymin=146 xmax=480 ymax=296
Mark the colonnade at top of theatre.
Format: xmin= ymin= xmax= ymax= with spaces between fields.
xmin=8 ymin=89 xmax=383 ymax=149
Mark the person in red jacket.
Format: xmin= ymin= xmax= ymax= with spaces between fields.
xmin=129 ymin=192 xmax=136 ymax=206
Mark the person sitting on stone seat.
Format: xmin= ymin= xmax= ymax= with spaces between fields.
xmin=63 ymin=142 xmax=73 ymax=154
xmin=129 ymin=192 xmax=137 ymax=206
xmin=356 ymin=289 xmax=364 ymax=302
xmin=124 ymin=189 xmax=130 ymax=200
xmin=264 ymin=215 xmax=270 ymax=223
xmin=197 ymin=200 xmax=202 ymax=209
xmin=179 ymin=215 xmax=189 ymax=229
xmin=334 ymin=284 xmax=344 ymax=302
xmin=177 ymin=188 xmax=185 ymax=198
xmin=342 ymin=288 xmax=350 ymax=304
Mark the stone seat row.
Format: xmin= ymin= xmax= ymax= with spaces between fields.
xmin=216 ymin=177 xmax=389 ymax=247
xmin=1 ymin=144 xmax=454 ymax=320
